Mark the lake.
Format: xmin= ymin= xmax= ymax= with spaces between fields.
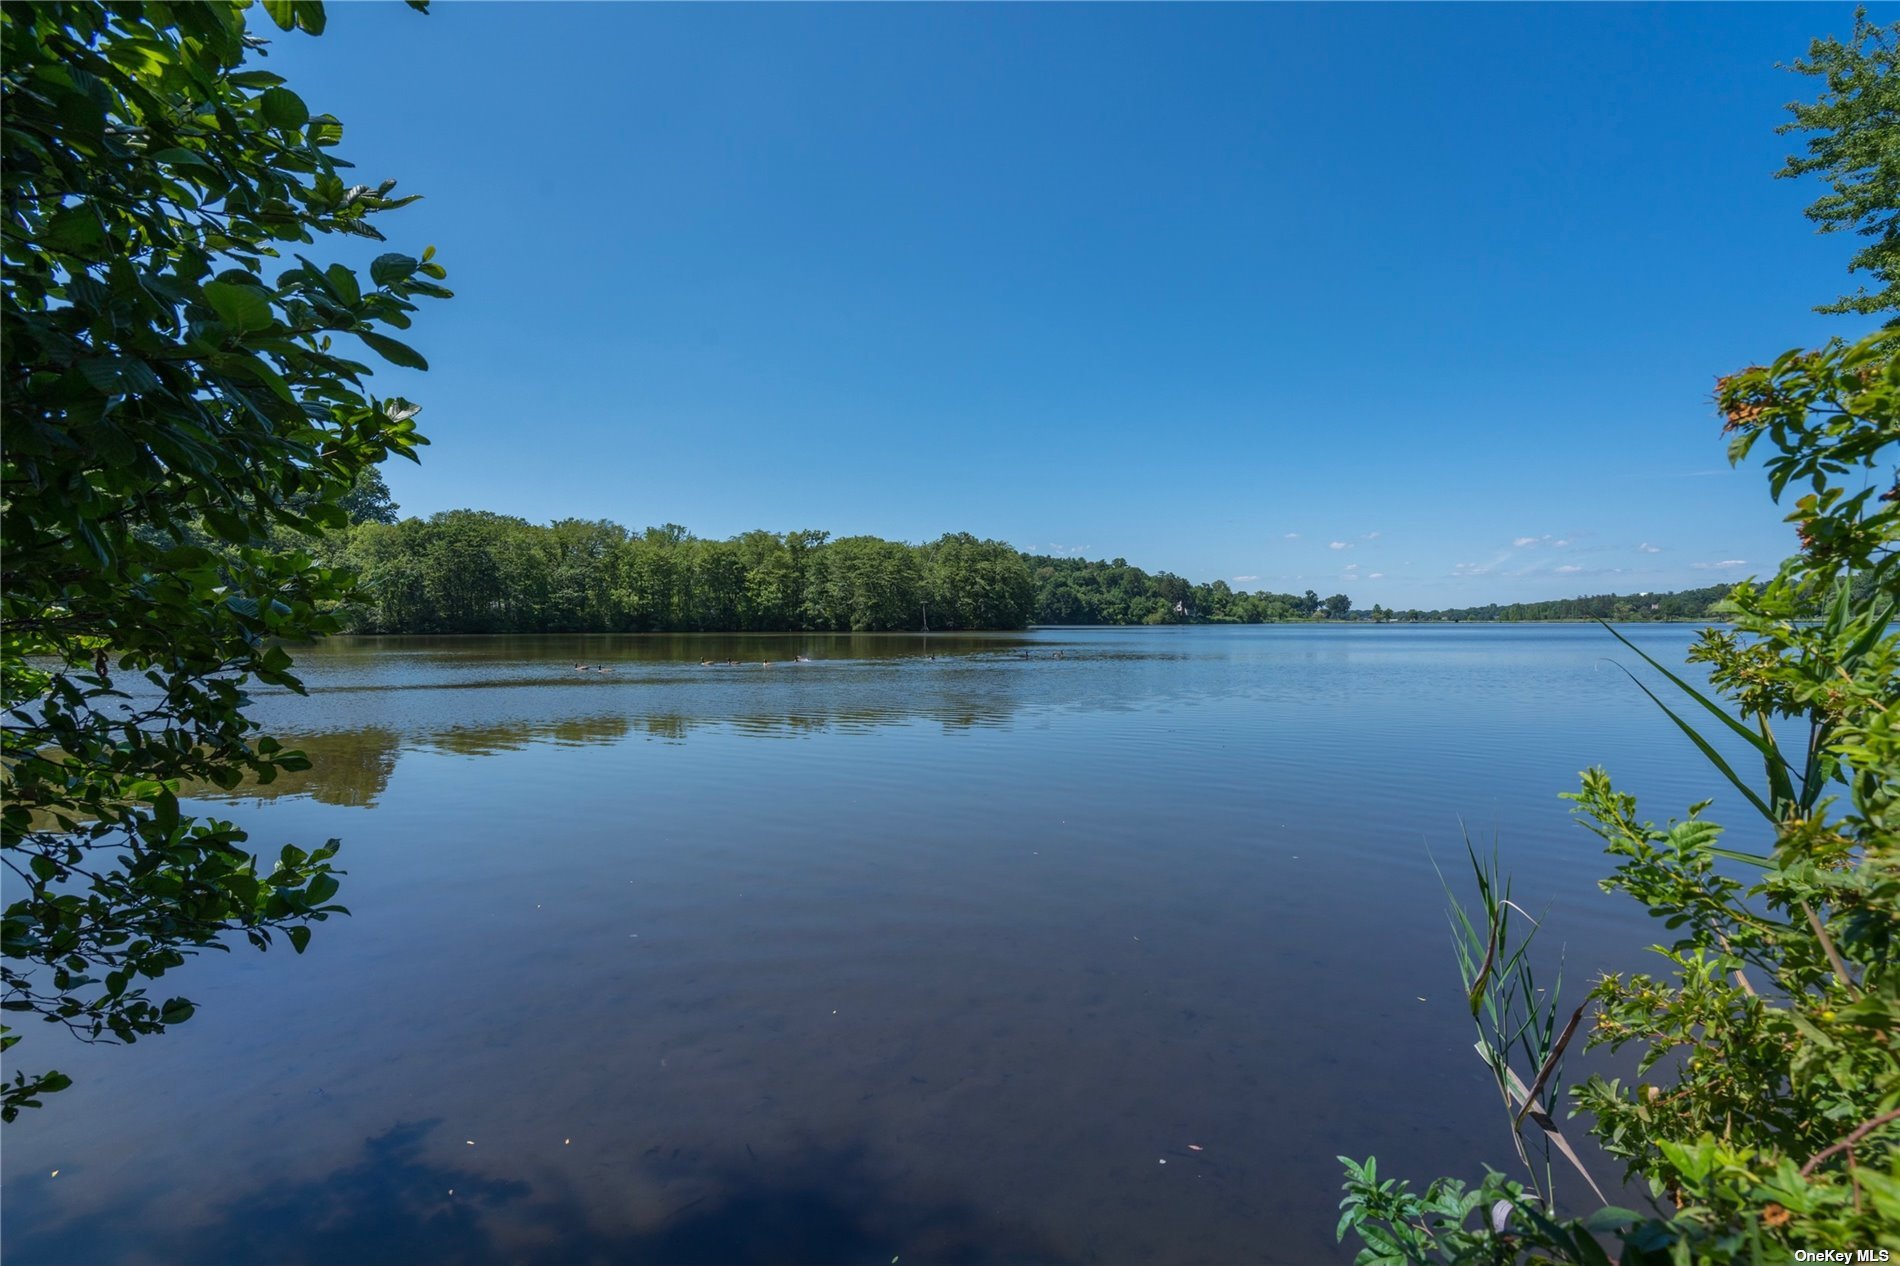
xmin=2 ymin=624 xmax=1768 ymax=1265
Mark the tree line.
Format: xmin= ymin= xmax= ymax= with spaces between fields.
xmin=305 ymin=489 xmax=1734 ymax=633
xmin=321 ymin=499 xmax=1036 ymax=633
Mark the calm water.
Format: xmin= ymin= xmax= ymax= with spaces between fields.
xmin=3 ymin=625 xmax=1771 ymax=1265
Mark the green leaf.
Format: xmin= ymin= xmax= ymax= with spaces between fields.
xmin=356 ymin=330 xmax=428 ymax=371
xmin=148 ymin=146 xmax=213 ymax=169
xmin=261 ymin=0 xmax=297 ymax=30
xmin=369 ymin=253 xmax=417 ymax=288
xmin=201 ymin=280 xmax=274 ymax=333
xmin=324 ymin=263 xmax=361 ymax=306
xmin=259 ymin=87 xmax=309 ymax=130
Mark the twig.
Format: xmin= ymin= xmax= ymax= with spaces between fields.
xmin=1713 ymin=930 xmax=1758 ymax=998
xmin=1800 ymin=1108 xmax=1900 ymax=1178
xmin=1802 ymin=901 xmax=1863 ymax=1000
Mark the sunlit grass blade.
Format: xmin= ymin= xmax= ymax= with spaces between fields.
xmin=1596 ymin=620 xmax=1796 ymax=813
xmin=1606 ymin=661 xmax=1776 ymax=822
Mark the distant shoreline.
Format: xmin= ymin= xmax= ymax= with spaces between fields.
xmin=305 ymin=617 xmax=1732 ymax=640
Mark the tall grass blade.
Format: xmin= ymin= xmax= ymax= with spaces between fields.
xmin=1597 ymin=620 xmax=1796 ymax=814
xmin=1494 ymin=1051 xmax=1610 ymax=1206
xmin=1467 ymin=914 xmax=1500 ymax=1018
xmin=1607 ymin=661 xmax=1776 ymax=822
xmin=1513 ymin=1003 xmax=1586 ymax=1130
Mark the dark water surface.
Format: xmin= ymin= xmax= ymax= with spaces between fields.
xmin=4 ymin=625 xmax=1771 ymax=1265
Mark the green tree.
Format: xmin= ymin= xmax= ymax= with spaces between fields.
xmin=338 ymin=468 xmax=399 ymax=526
xmin=1778 ymin=9 xmax=1900 ymax=321
xmin=808 ymin=535 xmax=922 ymax=631
xmin=1 ymin=0 xmax=447 ymax=1118
xmin=419 ymin=510 xmax=510 ymax=633
xmin=1323 ymin=592 xmax=1352 ymax=618
xmin=923 ymin=532 xmax=1036 ymax=630
xmin=538 ymin=518 xmax=625 ymax=632
xmin=690 ymin=538 xmax=746 ymax=631
xmin=341 ymin=518 xmax=432 ymax=633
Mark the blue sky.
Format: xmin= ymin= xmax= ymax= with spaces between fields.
xmin=265 ymin=3 xmax=1886 ymax=608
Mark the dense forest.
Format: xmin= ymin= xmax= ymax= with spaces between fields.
xmin=297 ymin=482 xmax=1737 ymax=633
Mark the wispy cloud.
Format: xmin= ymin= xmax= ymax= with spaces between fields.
xmin=1345 ymin=562 xmax=1359 ymax=571
xmin=1693 ymin=559 xmax=1749 ymax=570
xmin=1361 ymin=531 xmax=1381 ymax=540
xmin=1638 ymin=542 xmax=1663 ymax=554
xmin=1233 ymin=574 xmax=1259 ymax=582
xmin=1329 ymin=541 xmax=1350 ymax=551
xmin=1368 ymin=572 xmax=1385 ymax=580
xmin=1283 ymin=532 xmax=1301 ymax=540
xmin=1044 ymin=543 xmax=1090 ymax=557
xmin=1555 ymin=564 xmax=1583 ymax=574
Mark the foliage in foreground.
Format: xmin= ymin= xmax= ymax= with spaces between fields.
xmin=1338 ymin=333 xmax=1899 ymax=1262
xmin=1777 ymin=8 xmax=1900 ymax=323
xmin=1 ymin=0 xmax=445 ymax=1118
xmin=1340 ymin=16 xmax=1900 ymax=1253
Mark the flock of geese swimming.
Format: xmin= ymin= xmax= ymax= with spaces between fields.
xmin=569 ymin=650 xmax=1063 ymax=674
xmin=569 ymin=653 xmax=817 ymax=672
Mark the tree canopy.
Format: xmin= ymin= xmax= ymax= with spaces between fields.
xmin=1 ymin=0 xmax=446 ymax=1117
xmin=1779 ymin=8 xmax=1900 ymax=321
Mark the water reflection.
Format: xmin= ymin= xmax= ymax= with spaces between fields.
xmin=7 ymin=1118 xmax=1063 ymax=1266
xmin=216 ymin=637 xmax=1153 ymax=804
xmin=223 ymin=728 xmax=404 ymax=807
xmin=211 ymin=700 xmax=1055 ymax=807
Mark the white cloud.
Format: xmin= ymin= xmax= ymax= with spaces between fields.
xmin=1368 ymin=572 xmax=1385 ymax=580
xmin=1555 ymin=564 xmax=1583 ymax=574
xmin=1361 ymin=531 xmax=1381 ymax=540
xmin=1452 ymin=551 xmax=1513 ymax=577
xmin=1345 ymin=563 xmax=1359 ymax=571
xmin=1513 ymin=536 xmax=1540 ymax=548
xmin=1329 ymin=541 xmax=1350 ymax=551
xmin=1638 ymin=542 xmax=1663 ymax=554
xmin=1283 ymin=532 xmax=1301 ymax=540
xmin=1232 ymin=575 xmax=1259 ymax=583
xmin=1554 ymin=539 xmax=1570 ymax=547
xmin=1693 ymin=559 xmax=1749 ymax=570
